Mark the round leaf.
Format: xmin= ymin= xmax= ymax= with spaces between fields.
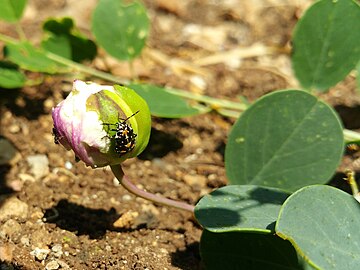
xmin=129 ymin=83 xmax=208 ymax=118
xmin=276 ymin=185 xmax=360 ymax=270
xmin=0 ymin=65 xmax=25 ymax=88
xmin=292 ymin=0 xmax=360 ymax=91
xmin=201 ymin=230 xmax=310 ymax=270
xmin=195 ymin=185 xmax=290 ymax=233
xmin=0 ymin=0 xmax=27 ymax=22
xmin=91 ymin=0 xmax=149 ymax=60
xmin=225 ymin=90 xmax=344 ymax=192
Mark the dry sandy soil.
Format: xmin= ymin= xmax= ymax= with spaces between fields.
xmin=0 ymin=0 xmax=359 ymax=269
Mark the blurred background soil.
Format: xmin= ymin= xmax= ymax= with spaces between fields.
xmin=0 ymin=0 xmax=359 ymax=269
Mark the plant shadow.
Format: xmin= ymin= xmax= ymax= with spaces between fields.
xmin=138 ymin=127 xmax=183 ymax=160
xmin=334 ymin=105 xmax=360 ymax=129
xmin=195 ymin=186 xmax=289 ymax=232
xmin=0 ymin=261 xmax=29 ymax=270
xmin=0 ymin=83 xmax=52 ymax=120
xmin=170 ymin=242 xmax=201 ymax=270
xmin=43 ymin=199 xmax=120 ymax=239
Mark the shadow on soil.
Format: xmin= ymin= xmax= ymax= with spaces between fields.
xmin=0 ymin=83 xmax=52 ymax=120
xmin=138 ymin=128 xmax=183 ymax=160
xmin=170 ymin=242 xmax=201 ymax=270
xmin=335 ymin=105 xmax=360 ymax=129
xmin=43 ymin=199 xmax=120 ymax=239
xmin=0 ymin=261 xmax=29 ymax=270
xmin=328 ymin=172 xmax=353 ymax=194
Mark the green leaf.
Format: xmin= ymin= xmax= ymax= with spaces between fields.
xmin=357 ymin=61 xmax=360 ymax=91
xmin=4 ymin=42 xmax=62 ymax=73
xmin=41 ymin=35 xmax=72 ymax=59
xmin=0 ymin=62 xmax=25 ymax=88
xmin=292 ymin=0 xmax=360 ymax=91
xmin=0 ymin=0 xmax=27 ymax=22
xmin=225 ymin=90 xmax=344 ymax=192
xmin=42 ymin=17 xmax=97 ymax=62
xmin=276 ymin=185 xmax=360 ymax=270
xmin=91 ymin=0 xmax=149 ymax=60
xmin=128 ymin=83 xmax=208 ymax=118
xmin=201 ymin=230 xmax=311 ymax=270
xmin=195 ymin=185 xmax=290 ymax=233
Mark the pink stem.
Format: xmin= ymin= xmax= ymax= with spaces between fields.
xmin=111 ymin=164 xmax=195 ymax=213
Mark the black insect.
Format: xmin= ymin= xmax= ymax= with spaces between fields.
xmin=103 ymin=111 xmax=139 ymax=156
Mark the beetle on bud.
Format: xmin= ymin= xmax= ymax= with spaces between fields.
xmin=52 ymin=80 xmax=151 ymax=168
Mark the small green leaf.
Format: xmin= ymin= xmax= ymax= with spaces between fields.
xmin=201 ymin=230 xmax=310 ymax=270
xmin=195 ymin=185 xmax=290 ymax=233
xmin=276 ymin=185 xmax=360 ymax=270
xmin=225 ymin=90 xmax=344 ymax=192
xmin=42 ymin=17 xmax=97 ymax=62
xmin=4 ymin=42 xmax=62 ymax=73
xmin=0 ymin=62 xmax=25 ymax=88
xmin=129 ymin=83 xmax=208 ymax=118
xmin=0 ymin=0 xmax=27 ymax=22
xmin=91 ymin=0 xmax=149 ymax=60
xmin=41 ymin=35 xmax=72 ymax=59
xmin=292 ymin=0 xmax=360 ymax=91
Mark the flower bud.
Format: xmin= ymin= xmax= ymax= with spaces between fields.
xmin=52 ymin=80 xmax=151 ymax=168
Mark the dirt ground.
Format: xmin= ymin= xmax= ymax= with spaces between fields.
xmin=1 ymin=0 xmax=360 ymax=269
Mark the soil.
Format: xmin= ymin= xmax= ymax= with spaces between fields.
xmin=0 ymin=0 xmax=360 ymax=269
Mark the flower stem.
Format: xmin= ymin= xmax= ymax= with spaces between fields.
xmin=345 ymin=170 xmax=360 ymax=203
xmin=111 ymin=164 xmax=195 ymax=213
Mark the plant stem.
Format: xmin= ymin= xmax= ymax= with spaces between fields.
xmin=111 ymin=164 xmax=195 ymax=213
xmin=343 ymin=129 xmax=360 ymax=143
xmin=345 ymin=170 xmax=360 ymax=203
xmin=15 ymin=23 xmax=26 ymax=41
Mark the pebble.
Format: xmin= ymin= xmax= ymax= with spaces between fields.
xmin=0 ymin=243 xmax=15 ymax=262
xmin=51 ymin=244 xmax=63 ymax=258
xmin=122 ymin=194 xmax=132 ymax=201
xmin=45 ymin=260 xmax=60 ymax=270
xmin=113 ymin=211 xmax=139 ymax=229
xmin=183 ymin=174 xmax=207 ymax=189
xmin=57 ymin=260 xmax=70 ymax=269
xmin=64 ymin=161 xmax=73 ymax=170
xmin=30 ymin=247 xmax=50 ymax=261
xmin=20 ymin=236 xmax=30 ymax=246
xmin=0 ymin=138 xmax=18 ymax=165
xmin=0 ymin=219 xmax=22 ymax=239
xmin=26 ymin=154 xmax=49 ymax=180
xmin=0 ymin=197 xmax=28 ymax=220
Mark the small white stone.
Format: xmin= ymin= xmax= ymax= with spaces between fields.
xmin=30 ymin=247 xmax=50 ymax=261
xmin=122 ymin=194 xmax=132 ymax=201
xmin=45 ymin=260 xmax=60 ymax=270
xmin=64 ymin=161 xmax=73 ymax=170
xmin=26 ymin=154 xmax=49 ymax=180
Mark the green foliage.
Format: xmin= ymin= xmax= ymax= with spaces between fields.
xmin=276 ymin=185 xmax=360 ymax=270
xmin=194 ymin=185 xmax=290 ymax=233
xmin=4 ymin=42 xmax=63 ymax=73
xmin=0 ymin=0 xmax=27 ymax=22
xmin=0 ymin=62 xmax=25 ymax=88
xmin=129 ymin=83 xmax=209 ymax=118
xmin=91 ymin=0 xmax=149 ymax=61
xmin=225 ymin=90 xmax=344 ymax=192
xmin=200 ymin=230 xmax=311 ymax=270
xmin=292 ymin=0 xmax=360 ymax=91
xmin=42 ymin=17 xmax=97 ymax=62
